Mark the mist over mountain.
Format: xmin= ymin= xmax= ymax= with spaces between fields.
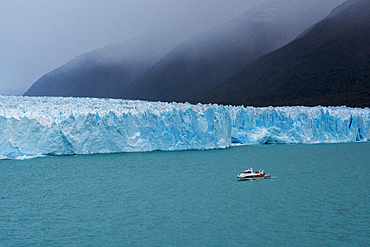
xmin=24 ymin=0 xmax=345 ymax=104
xmin=24 ymin=35 xmax=177 ymax=98
xmin=205 ymin=0 xmax=370 ymax=107
xmin=126 ymin=0 xmax=344 ymax=103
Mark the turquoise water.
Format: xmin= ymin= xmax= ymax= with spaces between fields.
xmin=1 ymin=143 xmax=369 ymax=246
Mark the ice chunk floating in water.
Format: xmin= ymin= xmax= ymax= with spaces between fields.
xmin=0 ymin=96 xmax=369 ymax=159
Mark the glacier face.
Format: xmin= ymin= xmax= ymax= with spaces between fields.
xmin=0 ymin=96 xmax=369 ymax=159
xmin=229 ymin=105 xmax=370 ymax=145
xmin=0 ymin=96 xmax=230 ymax=159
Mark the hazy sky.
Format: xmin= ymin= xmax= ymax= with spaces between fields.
xmin=0 ymin=0 xmax=269 ymax=95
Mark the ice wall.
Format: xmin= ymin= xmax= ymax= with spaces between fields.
xmin=1 ymin=96 xmax=369 ymax=159
xmin=229 ymin=106 xmax=370 ymax=144
xmin=0 ymin=96 xmax=231 ymax=159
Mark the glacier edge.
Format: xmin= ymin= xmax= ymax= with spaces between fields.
xmin=0 ymin=96 xmax=369 ymax=159
xmin=228 ymin=105 xmax=370 ymax=145
xmin=0 ymin=96 xmax=231 ymax=159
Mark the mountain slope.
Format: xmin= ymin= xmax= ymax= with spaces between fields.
xmin=24 ymin=0 xmax=345 ymax=101
xmin=127 ymin=0 xmax=344 ymax=103
xmin=23 ymin=36 xmax=174 ymax=98
xmin=205 ymin=0 xmax=370 ymax=107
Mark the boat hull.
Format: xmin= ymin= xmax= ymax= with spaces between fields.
xmin=237 ymin=174 xmax=271 ymax=180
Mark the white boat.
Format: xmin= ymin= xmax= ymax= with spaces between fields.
xmin=237 ymin=167 xmax=271 ymax=180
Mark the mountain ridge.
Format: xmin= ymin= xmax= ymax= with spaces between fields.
xmin=126 ymin=0 xmax=344 ymax=103
xmin=23 ymin=0 xmax=349 ymax=106
xmin=23 ymin=34 xmax=177 ymax=98
xmin=203 ymin=0 xmax=370 ymax=107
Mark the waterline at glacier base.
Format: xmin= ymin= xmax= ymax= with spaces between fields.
xmin=1 ymin=96 xmax=369 ymax=159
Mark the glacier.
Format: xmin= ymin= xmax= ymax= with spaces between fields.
xmin=0 ymin=96 xmax=230 ymax=159
xmin=0 ymin=95 xmax=369 ymax=159
xmin=228 ymin=105 xmax=370 ymax=145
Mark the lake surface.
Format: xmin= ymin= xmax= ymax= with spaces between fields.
xmin=1 ymin=142 xmax=369 ymax=246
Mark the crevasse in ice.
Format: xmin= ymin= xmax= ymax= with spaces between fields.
xmin=0 ymin=96 xmax=369 ymax=159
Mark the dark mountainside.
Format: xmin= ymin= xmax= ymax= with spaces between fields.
xmin=126 ymin=0 xmax=344 ymax=103
xmin=24 ymin=36 xmax=174 ymax=98
xmin=24 ymin=0 xmax=343 ymax=102
xmin=24 ymin=55 xmax=152 ymax=98
xmin=205 ymin=0 xmax=370 ymax=107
